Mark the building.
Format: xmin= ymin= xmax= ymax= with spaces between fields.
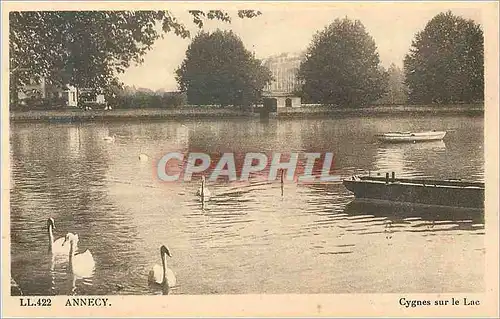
xmin=17 ymin=77 xmax=78 ymax=107
xmin=17 ymin=77 xmax=109 ymax=109
xmin=261 ymin=52 xmax=305 ymax=111
xmin=78 ymin=88 xmax=107 ymax=108
xmin=263 ymin=52 xmax=304 ymax=93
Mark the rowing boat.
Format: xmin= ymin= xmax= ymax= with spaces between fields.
xmin=376 ymin=130 xmax=446 ymax=143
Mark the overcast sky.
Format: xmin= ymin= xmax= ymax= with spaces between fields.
xmin=117 ymin=3 xmax=483 ymax=91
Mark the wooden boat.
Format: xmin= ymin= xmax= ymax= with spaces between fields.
xmin=376 ymin=130 xmax=446 ymax=143
xmin=343 ymin=173 xmax=484 ymax=209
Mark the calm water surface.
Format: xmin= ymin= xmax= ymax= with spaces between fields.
xmin=10 ymin=115 xmax=485 ymax=295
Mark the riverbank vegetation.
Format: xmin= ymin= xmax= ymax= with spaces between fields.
xmin=298 ymin=18 xmax=388 ymax=108
xmin=112 ymin=90 xmax=187 ymax=109
xmin=296 ymin=11 xmax=483 ymax=108
xmin=403 ymin=11 xmax=484 ymax=104
xmin=9 ymin=10 xmax=483 ymax=111
xmin=10 ymin=104 xmax=484 ymax=123
xmin=9 ymin=10 xmax=261 ymax=106
xmin=376 ymin=64 xmax=408 ymax=105
xmin=175 ymin=30 xmax=272 ymax=108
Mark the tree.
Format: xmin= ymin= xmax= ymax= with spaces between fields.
xmin=9 ymin=10 xmax=261 ymax=104
xmin=404 ymin=11 xmax=484 ymax=104
xmin=175 ymin=30 xmax=272 ymax=107
xmin=298 ymin=17 xmax=388 ymax=107
xmin=377 ymin=63 xmax=408 ymax=104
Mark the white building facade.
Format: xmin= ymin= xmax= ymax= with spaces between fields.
xmin=17 ymin=77 xmax=78 ymax=107
xmin=263 ymin=52 xmax=304 ymax=94
xmin=261 ymin=52 xmax=305 ymax=111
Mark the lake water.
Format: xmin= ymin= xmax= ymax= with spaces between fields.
xmin=9 ymin=114 xmax=485 ymax=295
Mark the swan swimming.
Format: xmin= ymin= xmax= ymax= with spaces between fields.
xmin=103 ymin=134 xmax=116 ymax=142
xmin=148 ymin=245 xmax=176 ymax=288
xmin=11 ymin=278 xmax=23 ymax=296
xmin=196 ymin=175 xmax=211 ymax=200
xmin=63 ymin=233 xmax=95 ymax=278
xmin=47 ymin=218 xmax=78 ymax=256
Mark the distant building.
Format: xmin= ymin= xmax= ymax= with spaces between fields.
xmin=17 ymin=76 xmax=111 ymax=109
xmin=17 ymin=77 xmax=78 ymax=107
xmin=79 ymin=88 xmax=107 ymax=107
xmin=263 ymin=52 xmax=304 ymax=93
xmin=261 ymin=52 xmax=305 ymax=111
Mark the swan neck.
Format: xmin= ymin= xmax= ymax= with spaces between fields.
xmin=47 ymin=224 xmax=54 ymax=251
xmin=161 ymin=253 xmax=167 ymax=284
xmin=69 ymin=240 xmax=75 ymax=267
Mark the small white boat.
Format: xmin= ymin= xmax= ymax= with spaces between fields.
xmin=376 ymin=130 xmax=446 ymax=143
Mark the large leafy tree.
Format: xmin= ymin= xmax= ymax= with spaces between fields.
xmin=404 ymin=11 xmax=484 ymax=104
xmin=9 ymin=10 xmax=261 ymax=103
xmin=175 ymin=30 xmax=272 ymax=107
xmin=298 ymin=18 xmax=388 ymax=107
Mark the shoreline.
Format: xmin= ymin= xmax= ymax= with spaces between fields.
xmin=274 ymin=104 xmax=484 ymax=118
xmin=9 ymin=104 xmax=484 ymax=123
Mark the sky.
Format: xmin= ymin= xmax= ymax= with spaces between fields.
xmin=117 ymin=3 xmax=484 ymax=91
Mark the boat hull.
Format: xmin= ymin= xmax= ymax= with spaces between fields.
xmin=376 ymin=131 xmax=446 ymax=143
xmin=343 ymin=177 xmax=484 ymax=209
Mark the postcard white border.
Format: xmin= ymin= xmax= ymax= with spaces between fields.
xmin=2 ymin=1 xmax=498 ymax=317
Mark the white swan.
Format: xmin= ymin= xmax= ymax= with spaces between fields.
xmin=47 ymin=218 xmax=78 ymax=256
xmin=148 ymin=245 xmax=176 ymax=288
xmin=103 ymin=134 xmax=116 ymax=142
xmin=139 ymin=153 xmax=149 ymax=161
xmin=196 ymin=175 xmax=211 ymax=200
xmin=63 ymin=233 xmax=95 ymax=278
xmin=11 ymin=278 xmax=23 ymax=296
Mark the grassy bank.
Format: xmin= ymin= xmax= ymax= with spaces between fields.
xmin=277 ymin=104 xmax=484 ymax=118
xmin=10 ymin=107 xmax=257 ymax=123
xmin=9 ymin=104 xmax=484 ymax=123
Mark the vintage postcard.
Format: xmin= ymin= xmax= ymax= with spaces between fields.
xmin=2 ymin=1 xmax=499 ymax=317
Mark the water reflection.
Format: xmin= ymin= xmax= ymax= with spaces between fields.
xmin=67 ymin=126 xmax=82 ymax=157
xmin=10 ymin=115 xmax=485 ymax=295
xmin=373 ymin=141 xmax=447 ymax=178
xmin=344 ymin=199 xmax=484 ymax=233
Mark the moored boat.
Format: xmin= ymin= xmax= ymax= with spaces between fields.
xmin=343 ymin=173 xmax=484 ymax=209
xmin=376 ymin=130 xmax=446 ymax=143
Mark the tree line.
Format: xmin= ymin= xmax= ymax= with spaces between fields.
xmin=9 ymin=10 xmax=483 ymax=110
xmin=9 ymin=10 xmax=260 ymax=109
